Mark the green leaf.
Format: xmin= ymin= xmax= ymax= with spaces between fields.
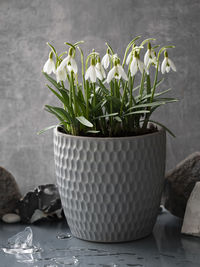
xmin=154 ymin=98 xmax=178 ymax=103
xmin=148 ymin=120 xmax=176 ymax=137
xmin=98 ymin=80 xmax=110 ymax=95
xmin=43 ymin=72 xmax=62 ymax=90
xmin=123 ymin=110 xmax=150 ymax=117
xmin=45 ymin=105 xmax=73 ymax=124
xmin=95 ymin=113 xmax=118 ymax=119
xmin=37 ymin=125 xmax=58 ymax=135
xmin=127 ymin=101 xmax=166 ymax=111
xmin=114 ymin=116 xmax=122 ymax=122
xmin=46 ymin=84 xmax=63 ymax=102
xmin=76 ymin=116 xmax=93 ymax=127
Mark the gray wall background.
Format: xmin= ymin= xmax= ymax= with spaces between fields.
xmin=0 ymin=0 xmax=199 ymax=194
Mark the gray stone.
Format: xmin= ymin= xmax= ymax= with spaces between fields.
xmin=181 ymin=182 xmax=200 ymax=237
xmin=2 ymin=213 xmax=21 ymax=223
xmin=0 ymin=167 xmax=21 ymax=218
xmin=17 ymin=184 xmax=64 ymax=223
xmin=164 ymin=152 xmax=200 ymax=218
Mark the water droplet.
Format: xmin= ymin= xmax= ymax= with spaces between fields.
xmin=56 ymin=233 xmax=72 ymax=240
xmin=54 ymin=256 xmax=79 ymax=265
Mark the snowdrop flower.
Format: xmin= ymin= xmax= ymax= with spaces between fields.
xmin=129 ymin=52 xmax=145 ymax=76
xmin=101 ymin=49 xmax=111 ymax=69
xmin=96 ymin=57 xmax=106 ymax=79
xmin=146 ymin=52 xmax=160 ymax=74
xmin=56 ymin=67 xmax=67 ymax=83
xmin=107 ymin=60 xmax=128 ymax=83
xmin=43 ymin=52 xmax=56 ymax=74
xmin=85 ymin=58 xmax=103 ymax=83
xmin=126 ymin=45 xmax=144 ymax=65
xmin=144 ymin=43 xmax=156 ymax=67
xmin=161 ymin=51 xmax=176 ymax=74
xmin=59 ymin=48 xmax=78 ymax=74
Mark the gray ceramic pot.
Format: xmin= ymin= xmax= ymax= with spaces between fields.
xmin=54 ymin=127 xmax=166 ymax=242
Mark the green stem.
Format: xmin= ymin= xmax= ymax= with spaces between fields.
xmin=120 ymin=81 xmax=128 ymax=116
xmin=71 ymin=72 xmax=77 ymax=116
xmin=142 ymin=74 xmax=151 ymax=129
xmin=86 ymin=80 xmax=89 ymax=119
xmin=129 ymin=76 xmax=135 ymax=108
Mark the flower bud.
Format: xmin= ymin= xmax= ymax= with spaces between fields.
xmin=69 ymin=47 xmax=73 ymax=56
xmin=49 ymin=51 xmax=53 ymax=59
xmin=148 ymin=42 xmax=151 ymax=50
xmin=91 ymin=58 xmax=96 ymax=66
xmin=164 ymin=50 xmax=168 ymax=58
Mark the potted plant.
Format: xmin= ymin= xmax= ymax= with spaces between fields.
xmin=40 ymin=36 xmax=177 ymax=242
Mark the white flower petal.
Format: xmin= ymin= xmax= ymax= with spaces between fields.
xmin=101 ymin=54 xmax=110 ymax=69
xmin=59 ymin=56 xmax=70 ymax=69
xmin=107 ymin=67 xmax=116 ymax=83
xmin=43 ymin=59 xmax=49 ymax=73
xmin=70 ymin=58 xmax=78 ymax=74
xmin=166 ymin=65 xmax=170 ymax=73
xmin=161 ymin=58 xmax=167 ymax=74
xmin=85 ymin=65 xmax=92 ymax=80
xmin=43 ymin=58 xmax=56 ymax=74
xmin=96 ymin=63 xmax=106 ymax=78
xmin=168 ymin=58 xmax=176 ymax=72
xmin=95 ymin=67 xmax=103 ymax=81
xmin=126 ymin=52 xmax=132 ymax=65
xmin=138 ymin=60 xmax=145 ymax=74
xmin=90 ymin=66 xmax=97 ymax=83
xmin=130 ymin=57 xmax=138 ymax=76
xmin=144 ymin=50 xmax=150 ymax=66
xmin=56 ymin=68 xmax=67 ymax=83
xmin=118 ymin=65 xmax=128 ymax=81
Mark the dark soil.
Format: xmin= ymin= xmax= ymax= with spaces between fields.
xmin=57 ymin=124 xmax=158 ymax=138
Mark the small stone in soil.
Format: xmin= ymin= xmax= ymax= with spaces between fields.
xmin=2 ymin=213 xmax=21 ymax=223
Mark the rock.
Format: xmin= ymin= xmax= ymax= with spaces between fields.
xmin=181 ymin=182 xmax=200 ymax=237
xmin=17 ymin=184 xmax=64 ymax=223
xmin=164 ymin=152 xmax=200 ymax=218
xmin=2 ymin=213 xmax=21 ymax=223
xmin=0 ymin=167 xmax=21 ymax=218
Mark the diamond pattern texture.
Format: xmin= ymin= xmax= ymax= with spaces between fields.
xmin=54 ymin=128 xmax=166 ymax=242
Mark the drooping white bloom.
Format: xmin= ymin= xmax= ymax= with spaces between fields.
xmin=85 ymin=59 xmax=103 ymax=83
xmin=146 ymin=56 xmax=160 ymax=74
xmin=59 ymin=48 xmax=78 ymax=74
xmin=129 ymin=54 xmax=145 ymax=76
xmin=43 ymin=52 xmax=56 ymax=74
xmin=144 ymin=49 xmax=156 ymax=67
xmin=107 ymin=62 xmax=128 ymax=83
xmin=161 ymin=51 xmax=176 ymax=74
xmin=126 ymin=45 xmax=144 ymax=65
xmin=55 ymin=67 xmax=67 ymax=83
xmin=101 ymin=50 xmax=111 ymax=69
xmin=96 ymin=60 xmax=106 ymax=79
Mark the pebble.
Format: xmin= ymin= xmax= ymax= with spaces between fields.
xmin=2 ymin=213 xmax=21 ymax=223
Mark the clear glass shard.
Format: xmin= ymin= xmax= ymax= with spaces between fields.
xmin=8 ymin=227 xmax=33 ymax=249
xmin=2 ymin=227 xmax=41 ymax=257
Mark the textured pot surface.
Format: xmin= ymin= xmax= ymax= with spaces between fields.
xmin=54 ymin=128 xmax=166 ymax=242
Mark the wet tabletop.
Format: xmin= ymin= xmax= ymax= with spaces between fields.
xmin=0 ymin=210 xmax=200 ymax=267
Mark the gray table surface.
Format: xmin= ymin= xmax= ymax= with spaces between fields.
xmin=0 ymin=210 xmax=200 ymax=267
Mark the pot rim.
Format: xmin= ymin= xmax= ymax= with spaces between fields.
xmin=54 ymin=125 xmax=165 ymax=141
